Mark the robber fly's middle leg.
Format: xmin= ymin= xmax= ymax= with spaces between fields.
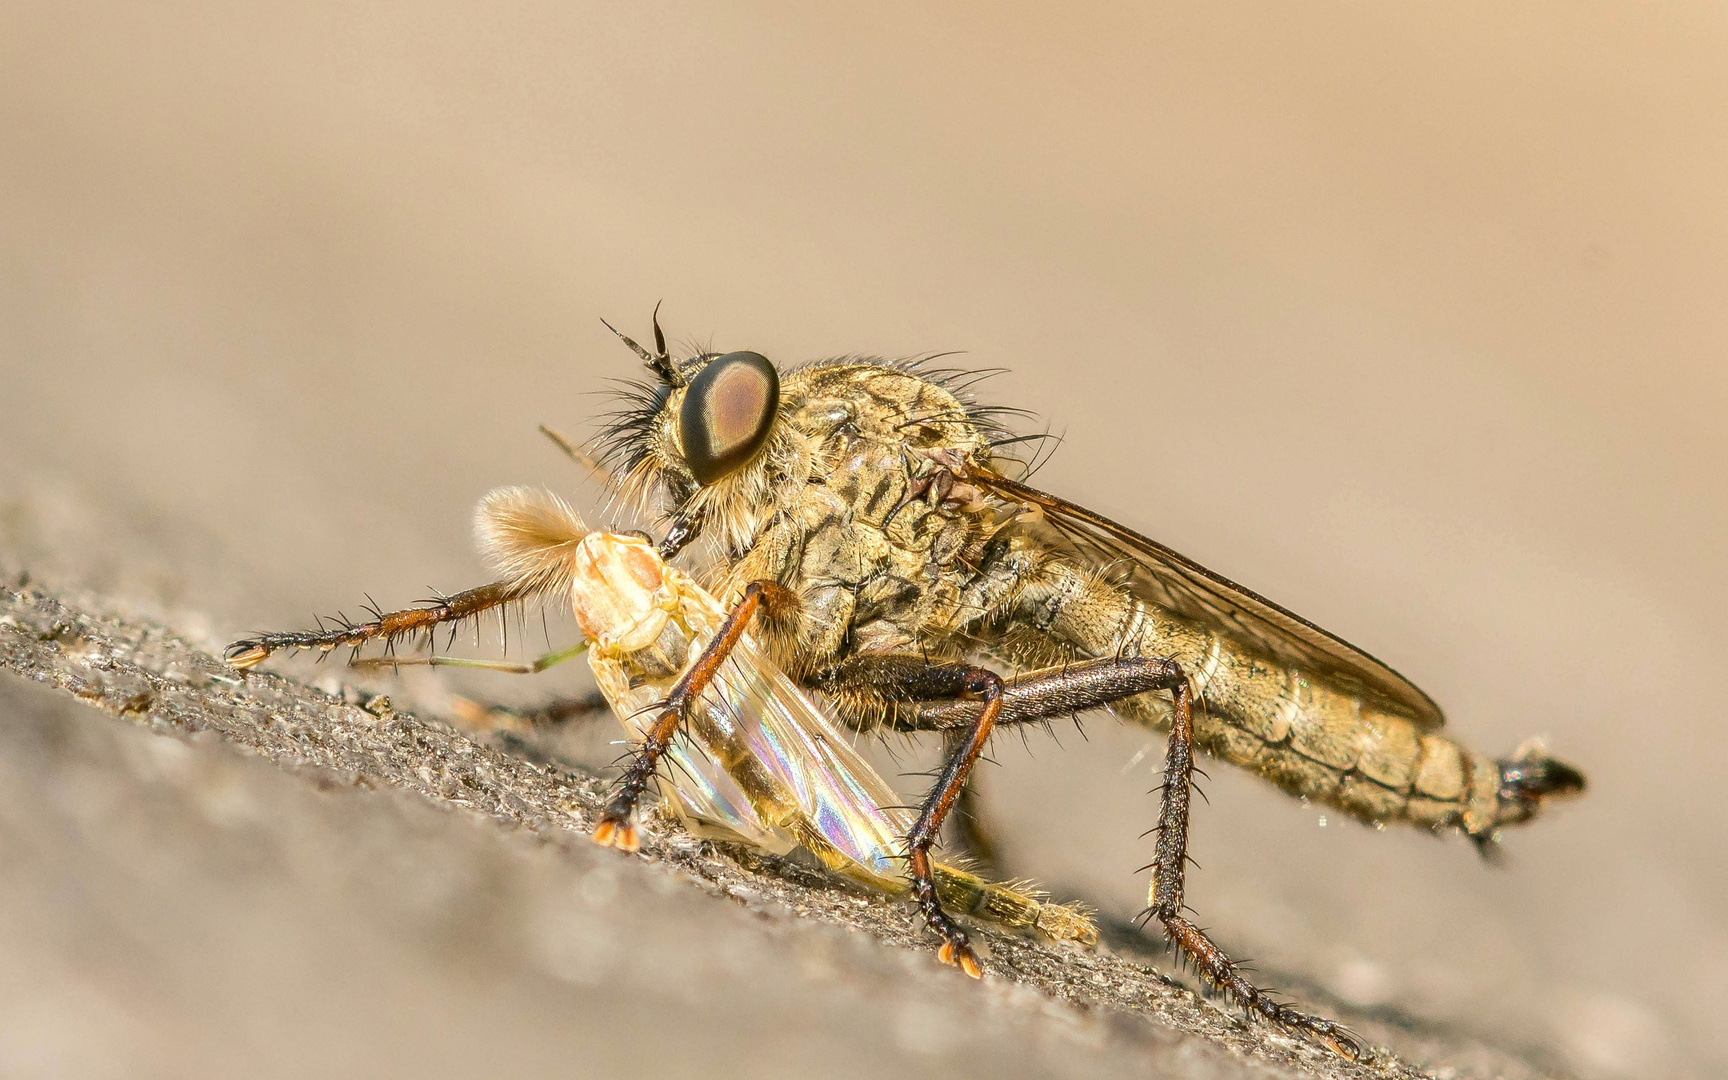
xmin=808 ymin=655 xmax=1009 ymax=977
xmin=943 ymin=727 xmax=1001 ymax=875
xmin=590 ymin=579 xmax=798 ymax=853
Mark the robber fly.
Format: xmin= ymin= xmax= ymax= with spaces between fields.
xmin=228 ymin=486 xmax=1095 ymax=946
xmin=230 ymin=312 xmax=1585 ymax=1059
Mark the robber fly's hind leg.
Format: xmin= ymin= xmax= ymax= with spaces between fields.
xmin=1147 ymin=677 xmax=1363 ymax=1060
xmin=841 ymin=655 xmax=1363 ymax=1058
xmin=591 ymin=579 xmax=797 ymax=854
xmin=225 ymin=581 xmax=523 ymax=669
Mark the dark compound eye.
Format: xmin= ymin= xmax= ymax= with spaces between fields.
xmin=678 ymin=351 xmax=780 ymax=485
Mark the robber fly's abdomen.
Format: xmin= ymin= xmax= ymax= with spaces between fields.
xmin=1171 ymin=630 xmax=1503 ymax=835
xmin=1020 ymin=559 xmax=1518 ymax=837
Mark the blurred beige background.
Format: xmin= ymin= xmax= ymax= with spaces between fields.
xmin=2 ymin=3 xmax=1724 ymax=1077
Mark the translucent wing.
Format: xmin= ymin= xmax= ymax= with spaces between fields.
xmin=971 ymin=467 xmax=1446 ymax=729
xmin=699 ymin=639 xmax=913 ymax=880
xmin=600 ymin=605 xmax=910 ymax=887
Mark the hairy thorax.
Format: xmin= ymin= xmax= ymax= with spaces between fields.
xmin=713 ymin=362 xmax=1006 ymax=675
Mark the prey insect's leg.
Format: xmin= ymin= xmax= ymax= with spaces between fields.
xmin=225 ymin=581 xmax=523 ymax=669
xmin=350 ymin=640 xmax=589 ymax=675
xmin=446 ymin=689 xmax=612 ymax=740
xmin=591 ymin=579 xmax=797 ymax=853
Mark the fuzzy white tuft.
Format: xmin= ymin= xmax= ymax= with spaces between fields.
xmin=474 ymin=486 xmax=590 ymax=600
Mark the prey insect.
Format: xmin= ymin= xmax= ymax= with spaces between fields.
xmin=229 ymin=488 xmax=1095 ymax=950
xmin=230 ymin=310 xmax=1586 ymax=1059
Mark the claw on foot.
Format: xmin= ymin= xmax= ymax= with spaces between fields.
xmin=592 ymin=817 xmax=640 ymax=853
xmin=937 ymin=941 xmax=983 ymax=979
xmin=1321 ymin=1032 xmax=1365 ymax=1062
xmin=1303 ymin=1023 xmax=1364 ymax=1062
xmin=1269 ymin=1006 xmax=1363 ymax=1062
xmin=225 ymin=643 xmax=269 ymax=670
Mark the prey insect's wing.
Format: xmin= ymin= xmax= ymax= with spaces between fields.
xmin=970 ymin=468 xmax=1446 ymax=729
xmin=698 ymin=638 xmax=913 ymax=881
xmin=597 ymin=576 xmax=912 ymax=886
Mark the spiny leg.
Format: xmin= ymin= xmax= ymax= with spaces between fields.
xmin=925 ymin=658 xmax=1196 ymax=877
xmin=904 ymin=664 xmax=1002 ymax=979
xmin=943 ymin=726 xmax=1001 ymax=876
xmin=828 ymin=654 xmax=1362 ymax=1056
xmin=591 ymin=579 xmax=797 ymax=853
xmin=903 ymin=656 xmax=1189 ymax=732
xmin=1146 ymin=678 xmax=1362 ymax=1060
xmin=225 ymin=580 xmax=525 ymax=669
xmin=817 ymin=656 xmax=1187 ymax=971
xmin=811 ymin=655 xmax=1018 ymax=978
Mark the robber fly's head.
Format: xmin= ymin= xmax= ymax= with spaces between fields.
xmin=595 ymin=312 xmax=801 ymax=556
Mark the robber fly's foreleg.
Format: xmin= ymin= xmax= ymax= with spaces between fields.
xmin=1147 ymin=679 xmax=1362 ymax=1058
xmin=225 ymin=580 xmax=525 ymax=669
xmin=591 ymin=579 xmax=797 ymax=853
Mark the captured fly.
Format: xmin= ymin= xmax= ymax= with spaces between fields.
xmin=229 ymin=311 xmax=1586 ymax=1058
xmin=229 ymin=487 xmax=1095 ymax=949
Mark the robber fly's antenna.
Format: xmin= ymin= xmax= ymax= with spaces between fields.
xmin=602 ymin=301 xmax=684 ymax=387
xmin=650 ymin=299 xmax=670 ymax=366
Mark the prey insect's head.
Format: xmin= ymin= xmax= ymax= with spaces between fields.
xmin=596 ymin=311 xmax=800 ymax=557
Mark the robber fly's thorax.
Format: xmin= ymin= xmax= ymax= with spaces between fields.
xmin=704 ymin=364 xmax=1007 ymax=667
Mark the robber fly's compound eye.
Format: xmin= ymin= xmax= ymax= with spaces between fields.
xmin=678 ymin=351 xmax=780 ymax=485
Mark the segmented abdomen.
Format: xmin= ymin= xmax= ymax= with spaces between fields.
xmin=1025 ymin=559 xmax=1508 ymax=836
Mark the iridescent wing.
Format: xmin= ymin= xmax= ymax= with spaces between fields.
xmin=694 ymin=638 xmax=913 ymax=881
xmin=970 ymin=467 xmax=1446 ymax=730
xmin=600 ymin=611 xmax=911 ymax=888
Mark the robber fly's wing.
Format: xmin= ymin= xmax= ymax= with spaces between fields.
xmin=699 ymin=638 xmax=913 ymax=882
xmin=972 ymin=469 xmax=1446 ymax=730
